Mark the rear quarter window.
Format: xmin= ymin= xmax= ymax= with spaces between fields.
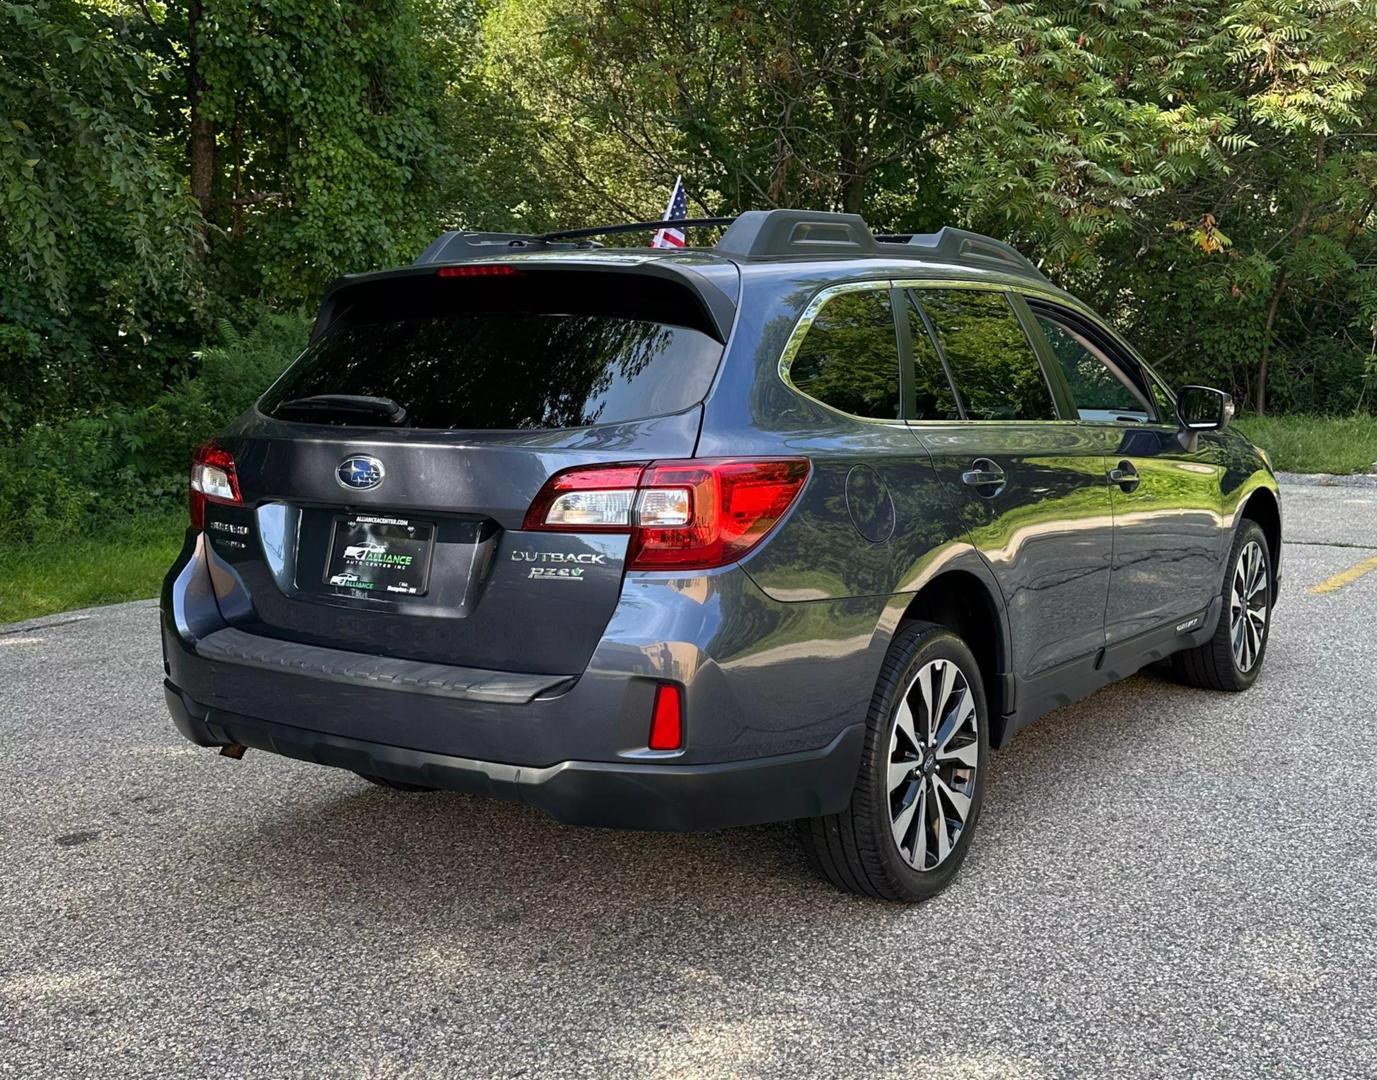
xmin=786 ymin=289 xmax=902 ymax=419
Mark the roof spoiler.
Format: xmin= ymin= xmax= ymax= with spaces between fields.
xmin=312 ymin=257 xmax=739 ymax=345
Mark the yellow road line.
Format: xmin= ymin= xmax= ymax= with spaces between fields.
xmin=1310 ymin=553 xmax=1377 ymax=595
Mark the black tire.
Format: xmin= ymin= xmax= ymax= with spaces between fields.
xmin=355 ymin=772 xmax=437 ymax=792
xmin=798 ymin=621 xmax=990 ymax=902
xmin=1172 ymin=519 xmax=1272 ymax=692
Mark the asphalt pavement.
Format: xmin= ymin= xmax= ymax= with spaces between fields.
xmin=2 ymin=478 xmax=1375 ymax=1079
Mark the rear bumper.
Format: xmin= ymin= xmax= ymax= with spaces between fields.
xmin=165 ymin=681 xmax=864 ymax=831
xmin=163 ymin=529 xmax=890 ymax=764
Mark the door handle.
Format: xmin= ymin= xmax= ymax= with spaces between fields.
xmin=962 ymin=458 xmax=1006 ymax=496
xmin=1107 ymin=460 xmax=1141 ymax=492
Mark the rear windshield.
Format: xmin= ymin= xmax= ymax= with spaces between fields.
xmin=260 ymin=270 xmax=725 ymax=430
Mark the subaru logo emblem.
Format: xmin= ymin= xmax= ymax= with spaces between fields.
xmin=336 ymin=455 xmax=384 ymax=491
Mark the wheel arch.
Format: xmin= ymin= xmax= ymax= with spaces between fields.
xmin=1239 ymin=486 xmax=1282 ymax=593
xmin=897 ymin=569 xmax=1012 ymax=747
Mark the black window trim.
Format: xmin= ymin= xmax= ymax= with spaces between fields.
xmin=901 ymin=288 xmax=967 ymax=420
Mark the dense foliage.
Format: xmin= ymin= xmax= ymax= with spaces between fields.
xmin=1 ymin=0 xmax=1375 ymax=544
xmin=528 ymin=0 xmax=1377 ymax=415
xmin=0 ymin=307 xmax=306 ymax=542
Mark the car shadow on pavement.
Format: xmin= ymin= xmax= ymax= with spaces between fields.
xmin=157 ymin=663 xmax=1266 ymax=1078
xmin=195 ymin=772 xmax=907 ymax=991
xmin=193 ymin=668 xmax=1203 ymax=939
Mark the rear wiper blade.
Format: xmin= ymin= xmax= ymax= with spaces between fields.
xmin=276 ymin=394 xmax=407 ymax=425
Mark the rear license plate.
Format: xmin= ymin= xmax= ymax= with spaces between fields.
xmin=324 ymin=514 xmax=435 ymax=597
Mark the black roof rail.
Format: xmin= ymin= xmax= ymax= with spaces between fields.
xmin=415 ymin=230 xmax=543 ymax=264
xmin=714 ymin=210 xmax=877 ymax=259
xmin=412 ymin=213 xmax=1046 ymax=280
xmin=876 ymin=226 xmax=1047 ymax=282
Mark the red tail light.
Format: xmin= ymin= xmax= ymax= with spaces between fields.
xmin=648 ymin=683 xmax=683 ymax=750
xmin=189 ymin=441 xmax=241 ymax=530
xmin=524 ymin=458 xmax=810 ymax=571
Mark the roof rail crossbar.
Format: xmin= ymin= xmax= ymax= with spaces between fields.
xmin=538 ymin=217 xmax=736 ymax=243
xmin=414 ymin=219 xmax=737 ymax=264
xmin=878 ymin=226 xmax=1047 ymax=282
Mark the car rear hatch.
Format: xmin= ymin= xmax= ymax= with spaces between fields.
xmin=196 ymin=258 xmax=737 ymax=677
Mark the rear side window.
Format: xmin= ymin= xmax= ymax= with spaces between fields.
xmin=915 ymin=290 xmax=1057 ymax=421
xmin=788 ymin=289 xmax=901 ymax=419
xmin=260 ymin=271 xmax=724 ymax=430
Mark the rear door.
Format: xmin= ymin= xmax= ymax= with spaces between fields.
xmin=1025 ymin=300 xmax=1224 ymax=644
xmin=201 ymin=264 xmax=730 ymax=676
xmin=901 ymin=284 xmax=1115 ymax=695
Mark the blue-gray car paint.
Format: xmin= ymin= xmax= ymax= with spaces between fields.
xmin=160 ymin=241 xmax=1281 ymax=830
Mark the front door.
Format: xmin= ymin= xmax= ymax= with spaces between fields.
xmin=1025 ymin=301 xmax=1224 ymax=649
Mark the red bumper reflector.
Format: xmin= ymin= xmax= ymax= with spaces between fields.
xmin=648 ymin=684 xmax=683 ymax=751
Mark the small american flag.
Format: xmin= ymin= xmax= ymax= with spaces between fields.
xmin=651 ymin=176 xmax=687 ymax=248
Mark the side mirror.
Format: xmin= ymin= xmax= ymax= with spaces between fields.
xmin=1175 ymin=385 xmax=1233 ymax=449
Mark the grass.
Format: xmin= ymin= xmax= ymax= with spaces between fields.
xmin=1234 ymin=414 xmax=1377 ymax=475
xmin=0 ymin=510 xmax=186 ymax=625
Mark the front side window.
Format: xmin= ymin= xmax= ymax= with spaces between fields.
xmin=1035 ymin=314 xmax=1150 ymax=423
xmin=788 ymin=289 xmax=901 ymax=419
xmin=915 ymin=290 xmax=1057 ymax=421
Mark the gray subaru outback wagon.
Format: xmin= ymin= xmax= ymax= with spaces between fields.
xmin=162 ymin=210 xmax=1281 ymax=901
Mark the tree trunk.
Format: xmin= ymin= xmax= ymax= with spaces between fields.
xmin=840 ymin=171 xmax=867 ymax=215
xmin=187 ymin=0 xmax=215 ymax=243
xmin=1254 ymin=139 xmax=1326 ymax=415
xmin=1255 ymin=272 xmax=1286 ymax=416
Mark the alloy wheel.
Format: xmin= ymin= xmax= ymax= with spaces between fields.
xmin=887 ymin=658 xmax=979 ymax=871
xmin=1230 ymin=539 xmax=1269 ymax=672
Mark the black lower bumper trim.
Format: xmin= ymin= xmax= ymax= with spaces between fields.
xmin=165 ymin=683 xmax=864 ymax=831
xmin=193 ymin=626 xmax=573 ymax=704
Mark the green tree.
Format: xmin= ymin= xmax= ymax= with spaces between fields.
xmin=137 ymin=0 xmax=461 ymax=302
xmin=894 ymin=0 xmax=1377 ymax=413
xmin=0 ymin=0 xmax=203 ymax=433
xmin=489 ymin=0 xmax=954 ymax=227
